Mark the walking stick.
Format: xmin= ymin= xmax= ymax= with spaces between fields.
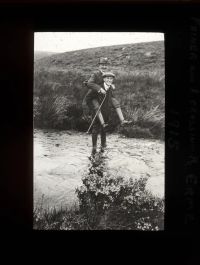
xmin=86 ymin=93 xmax=107 ymax=134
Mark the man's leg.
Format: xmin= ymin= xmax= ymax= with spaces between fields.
xmin=91 ymin=122 xmax=101 ymax=155
xmin=100 ymin=127 xmax=107 ymax=152
xmin=92 ymin=132 xmax=98 ymax=155
xmin=111 ymin=97 xmax=132 ymax=125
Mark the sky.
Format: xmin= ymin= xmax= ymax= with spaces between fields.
xmin=34 ymin=32 xmax=164 ymax=53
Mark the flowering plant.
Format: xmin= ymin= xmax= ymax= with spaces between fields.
xmin=76 ymin=160 xmax=164 ymax=230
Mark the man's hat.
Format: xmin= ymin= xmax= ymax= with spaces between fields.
xmin=99 ymin=57 xmax=110 ymax=65
xmin=102 ymin=72 xmax=115 ymax=78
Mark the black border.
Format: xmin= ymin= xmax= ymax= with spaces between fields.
xmin=0 ymin=2 xmax=200 ymax=252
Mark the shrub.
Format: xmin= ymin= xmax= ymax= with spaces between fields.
xmin=76 ymin=156 xmax=164 ymax=230
xmin=118 ymin=105 xmax=164 ymax=139
xmin=119 ymin=125 xmax=154 ymax=139
xmin=34 ymin=94 xmax=70 ymax=129
xmin=34 ymin=158 xmax=164 ymax=230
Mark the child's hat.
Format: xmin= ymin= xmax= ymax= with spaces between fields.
xmin=102 ymin=72 xmax=115 ymax=78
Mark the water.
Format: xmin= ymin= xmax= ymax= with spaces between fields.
xmin=34 ymin=129 xmax=164 ymax=210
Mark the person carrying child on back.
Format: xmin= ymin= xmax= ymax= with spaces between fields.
xmin=83 ymin=57 xmax=132 ymax=155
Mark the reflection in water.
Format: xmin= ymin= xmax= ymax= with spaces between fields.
xmin=88 ymin=151 xmax=108 ymax=178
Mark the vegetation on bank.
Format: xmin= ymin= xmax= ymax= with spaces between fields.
xmin=34 ymin=70 xmax=164 ymax=140
xmin=34 ymin=176 xmax=164 ymax=231
xmin=34 ymin=41 xmax=165 ymax=140
xmin=34 ymin=155 xmax=164 ymax=230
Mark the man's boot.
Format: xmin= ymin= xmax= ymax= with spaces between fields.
xmin=115 ymin=107 xmax=132 ymax=125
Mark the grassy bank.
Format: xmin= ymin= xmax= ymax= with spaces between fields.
xmin=34 ymin=70 xmax=164 ymax=140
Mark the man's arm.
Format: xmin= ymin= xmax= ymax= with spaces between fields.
xmin=87 ymin=72 xmax=102 ymax=93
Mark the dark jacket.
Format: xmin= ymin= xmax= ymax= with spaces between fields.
xmin=87 ymin=70 xmax=103 ymax=93
xmin=82 ymin=70 xmax=120 ymax=125
xmin=84 ymin=70 xmax=115 ymax=106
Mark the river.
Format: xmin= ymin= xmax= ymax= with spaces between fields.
xmin=34 ymin=129 xmax=164 ymax=210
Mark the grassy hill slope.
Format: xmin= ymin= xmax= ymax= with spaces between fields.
xmin=34 ymin=41 xmax=165 ymax=140
xmin=34 ymin=51 xmax=59 ymax=61
xmin=35 ymin=41 xmax=164 ymax=74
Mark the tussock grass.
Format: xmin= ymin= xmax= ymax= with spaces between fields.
xmin=34 ymin=203 xmax=88 ymax=230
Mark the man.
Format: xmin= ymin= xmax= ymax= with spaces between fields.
xmin=84 ymin=57 xmax=131 ymax=128
xmin=84 ymin=59 xmax=132 ymax=156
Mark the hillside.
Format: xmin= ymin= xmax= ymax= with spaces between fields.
xmin=34 ymin=41 xmax=165 ymax=140
xmin=34 ymin=41 xmax=164 ymax=74
xmin=34 ymin=51 xmax=59 ymax=61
